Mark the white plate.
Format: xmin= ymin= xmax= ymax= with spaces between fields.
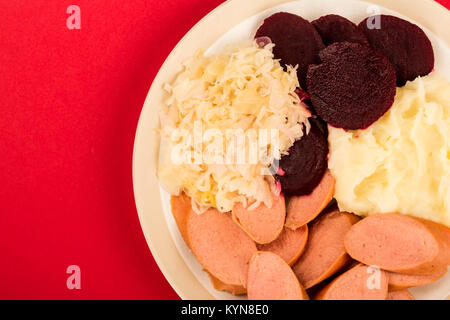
xmin=133 ymin=0 xmax=450 ymax=300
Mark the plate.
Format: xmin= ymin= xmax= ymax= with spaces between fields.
xmin=133 ymin=0 xmax=450 ymax=300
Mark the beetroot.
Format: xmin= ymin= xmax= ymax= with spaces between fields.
xmin=306 ymin=42 xmax=396 ymax=130
xmin=312 ymin=14 xmax=369 ymax=46
xmin=358 ymin=15 xmax=434 ymax=86
xmin=276 ymin=118 xmax=328 ymax=196
xmin=255 ymin=12 xmax=324 ymax=89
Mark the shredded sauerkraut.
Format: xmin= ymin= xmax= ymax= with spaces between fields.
xmin=158 ymin=43 xmax=310 ymax=212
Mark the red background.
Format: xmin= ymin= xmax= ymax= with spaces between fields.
xmin=0 ymin=0 xmax=448 ymax=300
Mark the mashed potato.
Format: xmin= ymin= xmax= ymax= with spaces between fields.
xmin=328 ymin=72 xmax=450 ymax=226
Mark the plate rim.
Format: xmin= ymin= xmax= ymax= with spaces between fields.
xmin=132 ymin=0 xmax=450 ymax=300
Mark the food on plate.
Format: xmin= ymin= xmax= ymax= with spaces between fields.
xmin=312 ymin=14 xmax=369 ymax=46
xmin=170 ymin=193 xmax=192 ymax=245
xmin=171 ymin=194 xmax=257 ymax=287
xmin=285 ymin=170 xmax=335 ymax=230
xmin=207 ymin=272 xmax=246 ymax=295
xmin=328 ymin=73 xmax=450 ymax=227
xmin=172 ymin=193 xmax=267 ymax=294
xmin=359 ymin=15 xmax=434 ymax=86
xmin=387 ymin=268 xmax=447 ymax=291
xmin=387 ymin=290 xmax=415 ymax=300
xmin=293 ymin=210 xmax=360 ymax=288
xmin=307 ymin=41 xmax=397 ymax=130
xmin=159 ymin=7 xmax=449 ymax=300
xmin=255 ymin=12 xmax=324 ymax=89
xmin=247 ymin=251 xmax=309 ymax=300
xmin=159 ymin=44 xmax=311 ymax=213
xmin=276 ymin=119 xmax=329 ymax=196
xmin=315 ymin=264 xmax=389 ymax=300
xmin=232 ymin=193 xmax=286 ymax=244
xmin=344 ymin=213 xmax=450 ymax=275
xmin=256 ymin=225 xmax=308 ymax=266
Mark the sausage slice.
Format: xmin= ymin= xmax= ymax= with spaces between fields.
xmin=207 ymin=272 xmax=246 ymax=295
xmin=293 ymin=210 xmax=360 ymax=288
xmin=387 ymin=268 xmax=447 ymax=291
xmin=247 ymin=251 xmax=309 ymax=300
xmin=345 ymin=213 xmax=450 ymax=275
xmin=170 ymin=194 xmax=192 ymax=246
xmin=387 ymin=290 xmax=415 ymax=300
xmin=286 ymin=170 xmax=335 ymax=230
xmin=171 ymin=195 xmax=257 ymax=287
xmin=257 ymin=226 xmax=308 ymax=266
xmin=315 ymin=264 xmax=388 ymax=300
xmin=232 ymin=194 xmax=286 ymax=244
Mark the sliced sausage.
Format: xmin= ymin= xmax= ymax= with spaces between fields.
xmin=293 ymin=210 xmax=360 ymax=288
xmin=387 ymin=267 xmax=447 ymax=291
xmin=257 ymin=225 xmax=308 ymax=266
xmin=247 ymin=251 xmax=309 ymax=300
xmin=232 ymin=194 xmax=286 ymax=244
xmin=315 ymin=264 xmax=388 ymax=300
xmin=387 ymin=290 xmax=415 ymax=300
xmin=286 ymin=170 xmax=335 ymax=230
xmin=171 ymin=195 xmax=257 ymax=287
xmin=170 ymin=194 xmax=192 ymax=246
xmin=207 ymin=272 xmax=246 ymax=295
xmin=345 ymin=213 xmax=450 ymax=275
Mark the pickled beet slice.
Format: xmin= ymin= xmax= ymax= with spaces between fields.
xmin=312 ymin=14 xmax=369 ymax=46
xmin=255 ymin=12 xmax=324 ymax=89
xmin=358 ymin=15 xmax=434 ymax=86
xmin=276 ymin=118 xmax=328 ymax=196
xmin=306 ymin=42 xmax=396 ymax=130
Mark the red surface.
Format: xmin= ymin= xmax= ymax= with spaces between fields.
xmin=436 ymin=0 xmax=450 ymax=8
xmin=0 ymin=0 xmax=448 ymax=300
